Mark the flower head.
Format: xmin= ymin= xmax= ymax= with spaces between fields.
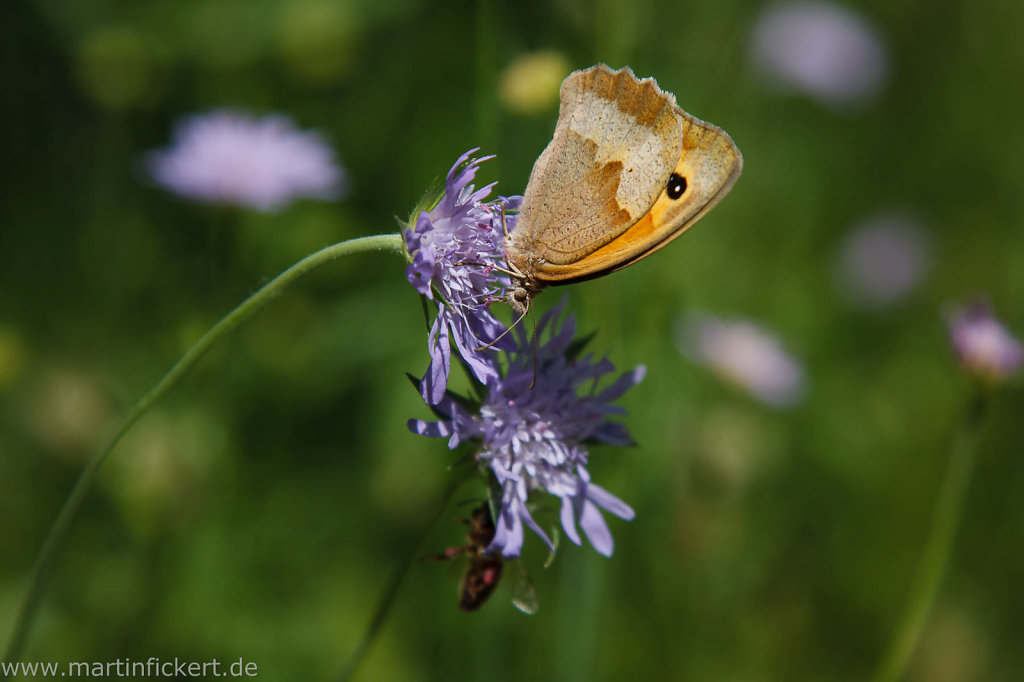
xmin=751 ymin=1 xmax=887 ymax=107
xmin=404 ymin=150 xmax=519 ymax=404
xmin=410 ymin=302 xmax=643 ymax=558
xmin=678 ymin=313 xmax=805 ymax=408
xmin=147 ymin=109 xmax=346 ymax=211
xmin=947 ymin=302 xmax=1023 ymax=384
xmin=837 ymin=211 xmax=931 ymax=308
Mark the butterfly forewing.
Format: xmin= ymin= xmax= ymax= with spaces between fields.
xmin=533 ymin=109 xmax=743 ymax=282
xmin=514 ymin=65 xmax=683 ymax=267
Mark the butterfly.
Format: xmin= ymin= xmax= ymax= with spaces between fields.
xmin=503 ymin=64 xmax=743 ymax=316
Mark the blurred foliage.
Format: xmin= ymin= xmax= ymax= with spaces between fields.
xmin=2 ymin=0 xmax=1024 ymax=680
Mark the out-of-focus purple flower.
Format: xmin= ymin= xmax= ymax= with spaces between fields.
xmin=409 ymin=303 xmax=642 ymax=558
xmin=147 ymin=110 xmax=346 ymax=211
xmin=404 ymin=150 xmax=520 ymax=404
xmin=947 ymin=302 xmax=1023 ymax=383
xmin=751 ymin=1 xmax=887 ymax=107
xmin=678 ymin=314 xmax=805 ymax=408
xmin=837 ymin=211 xmax=930 ymax=308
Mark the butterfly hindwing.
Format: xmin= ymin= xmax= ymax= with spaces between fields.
xmin=534 ymin=109 xmax=743 ymax=282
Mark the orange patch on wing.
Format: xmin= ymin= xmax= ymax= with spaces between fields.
xmin=536 ymin=200 xmax=667 ymax=281
xmin=682 ymin=122 xmax=702 ymax=150
xmin=579 ymin=207 xmax=660 ymax=263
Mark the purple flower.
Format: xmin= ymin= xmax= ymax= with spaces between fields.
xmin=678 ymin=313 xmax=805 ymax=408
xmin=409 ymin=303 xmax=642 ymax=558
xmin=837 ymin=211 xmax=931 ymax=308
xmin=147 ymin=109 xmax=346 ymax=211
xmin=403 ymin=150 xmax=520 ymax=404
xmin=751 ymin=1 xmax=887 ymax=107
xmin=947 ymin=302 xmax=1023 ymax=383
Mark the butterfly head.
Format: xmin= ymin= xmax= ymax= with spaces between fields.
xmin=501 ymin=241 xmax=544 ymax=317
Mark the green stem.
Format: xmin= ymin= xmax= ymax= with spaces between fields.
xmin=336 ymin=473 xmax=472 ymax=682
xmin=872 ymin=392 xmax=988 ymax=682
xmin=2 ymin=233 xmax=405 ymax=668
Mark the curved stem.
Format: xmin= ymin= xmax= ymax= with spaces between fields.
xmin=3 ymin=233 xmax=405 ymax=668
xmin=336 ymin=473 xmax=472 ymax=682
xmin=872 ymin=392 xmax=988 ymax=682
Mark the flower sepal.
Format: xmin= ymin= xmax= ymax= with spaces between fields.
xmin=564 ymin=330 xmax=598 ymax=362
xmin=405 ymin=186 xmax=446 ymax=227
xmin=509 ymin=559 xmax=540 ymax=615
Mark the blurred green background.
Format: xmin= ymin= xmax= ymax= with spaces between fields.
xmin=2 ymin=0 xmax=1023 ymax=679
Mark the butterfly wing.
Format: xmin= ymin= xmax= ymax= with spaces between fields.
xmin=534 ymin=104 xmax=743 ymax=283
xmin=512 ymin=64 xmax=684 ymax=270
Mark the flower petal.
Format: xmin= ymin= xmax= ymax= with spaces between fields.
xmin=560 ymin=496 xmax=582 ymax=546
xmin=422 ymin=314 xmax=451 ymax=404
xmin=586 ymin=482 xmax=635 ymax=521
xmin=406 ymin=418 xmax=452 ymax=438
xmin=598 ymin=365 xmax=647 ymax=403
xmin=579 ymin=499 xmax=614 ymax=557
xmin=488 ymin=501 xmax=524 ymax=557
xmin=519 ymin=504 xmax=554 ymax=553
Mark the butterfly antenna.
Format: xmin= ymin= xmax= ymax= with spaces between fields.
xmin=474 ymin=298 xmax=529 ymax=352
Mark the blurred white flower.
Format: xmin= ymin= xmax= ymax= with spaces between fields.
xmin=27 ymin=368 xmax=115 ymax=459
xmin=837 ymin=211 xmax=930 ymax=307
xmin=751 ymin=1 xmax=887 ymax=107
xmin=678 ymin=314 xmax=805 ymax=408
xmin=947 ymin=302 xmax=1023 ymax=384
xmin=147 ymin=109 xmax=347 ymax=211
xmin=499 ymin=51 xmax=570 ymax=114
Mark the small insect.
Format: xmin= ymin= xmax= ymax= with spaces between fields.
xmin=430 ymin=504 xmax=504 ymax=612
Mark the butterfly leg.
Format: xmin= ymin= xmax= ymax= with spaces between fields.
xmin=473 ymin=297 xmax=530 ymax=352
xmin=500 ymin=203 xmax=511 ymax=239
